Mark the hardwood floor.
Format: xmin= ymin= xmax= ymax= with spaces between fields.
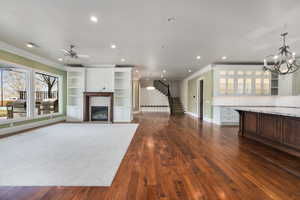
xmin=1 ymin=112 xmax=300 ymax=200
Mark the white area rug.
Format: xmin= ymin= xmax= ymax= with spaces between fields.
xmin=0 ymin=123 xmax=138 ymax=186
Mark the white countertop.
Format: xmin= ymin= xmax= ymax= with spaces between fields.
xmin=233 ymin=107 xmax=300 ymax=118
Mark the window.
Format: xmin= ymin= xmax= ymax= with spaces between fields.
xmin=245 ymin=79 xmax=252 ymax=94
xmin=0 ymin=66 xmax=28 ymax=120
xmin=35 ymin=72 xmax=59 ymax=116
xmin=237 ymin=78 xmax=244 ymax=94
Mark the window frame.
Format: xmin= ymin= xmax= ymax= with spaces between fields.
xmin=0 ymin=59 xmax=63 ymax=125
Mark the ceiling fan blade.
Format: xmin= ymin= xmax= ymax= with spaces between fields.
xmin=61 ymin=49 xmax=70 ymax=54
xmin=77 ymin=54 xmax=90 ymax=58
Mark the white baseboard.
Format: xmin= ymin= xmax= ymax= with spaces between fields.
xmin=185 ymin=112 xmax=214 ymax=123
xmin=0 ymin=116 xmax=66 ymax=136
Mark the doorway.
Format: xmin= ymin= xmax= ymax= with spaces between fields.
xmin=199 ymin=80 xmax=204 ymax=119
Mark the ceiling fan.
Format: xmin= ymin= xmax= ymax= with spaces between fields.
xmin=61 ymin=45 xmax=89 ymax=59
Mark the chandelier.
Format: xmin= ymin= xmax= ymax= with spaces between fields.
xmin=263 ymin=32 xmax=300 ymax=75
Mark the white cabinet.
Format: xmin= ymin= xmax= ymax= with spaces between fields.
xmin=66 ymin=67 xmax=132 ymax=123
xmin=86 ymin=68 xmax=114 ymax=92
xmin=66 ymin=68 xmax=85 ymax=122
xmin=213 ymin=106 xmax=239 ymax=125
xmin=214 ymin=67 xmax=272 ymax=96
xmin=114 ymin=68 xmax=132 ymax=122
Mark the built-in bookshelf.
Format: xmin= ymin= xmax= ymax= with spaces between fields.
xmin=114 ymin=68 xmax=132 ymax=122
xmin=66 ymin=68 xmax=85 ymax=121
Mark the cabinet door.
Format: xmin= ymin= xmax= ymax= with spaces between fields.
xmin=122 ymin=107 xmax=132 ymax=122
xmin=260 ymin=114 xmax=282 ymax=143
xmin=114 ymin=107 xmax=123 ymax=122
xmin=282 ymin=118 xmax=300 ymax=151
xmin=244 ymin=112 xmax=258 ymax=135
xmin=67 ymin=106 xmax=82 ymax=121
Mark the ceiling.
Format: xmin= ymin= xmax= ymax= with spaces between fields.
xmin=0 ymin=0 xmax=300 ymax=80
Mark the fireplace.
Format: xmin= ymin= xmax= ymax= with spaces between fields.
xmin=91 ymin=106 xmax=109 ymax=121
xmin=83 ymin=92 xmax=114 ymax=122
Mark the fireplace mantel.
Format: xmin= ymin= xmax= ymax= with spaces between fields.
xmin=83 ymin=92 xmax=114 ymax=122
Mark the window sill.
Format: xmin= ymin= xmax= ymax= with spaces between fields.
xmin=0 ymin=113 xmax=64 ymax=125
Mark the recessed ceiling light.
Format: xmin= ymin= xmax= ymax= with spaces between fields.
xmin=188 ymin=69 xmax=192 ymax=73
xmin=58 ymin=58 xmax=63 ymax=61
xmin=111 ymin=44 xmax=116 ymax=49
xmin=167 ymin=17 xmax=176 ymax=22
xmin=196 ymin=56 xmax=201 ymax=60
xmin=222 ymin=56 xmax=227 ymax=60
xmin=121 ymin=58 xmax=126 ymax=62
xmin=292 ymin=52 xmax=296 ymax=56
xmin=90 ymin=16 xmax=98 ymax=23
xmin=162 ymin=70 xmax=166 ymax=73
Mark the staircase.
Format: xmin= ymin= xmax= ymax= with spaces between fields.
xmin=171 ymin=97 xmax=185 ymax=115
xmin=153 ymin=80 xmax=184 ymax=115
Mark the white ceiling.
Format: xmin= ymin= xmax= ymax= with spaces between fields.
xmin=0 ymin=0 xmax=300 ymax=80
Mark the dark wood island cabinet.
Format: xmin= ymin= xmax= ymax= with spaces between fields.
xmin=236 ymin=107 xmax=300 ymax=158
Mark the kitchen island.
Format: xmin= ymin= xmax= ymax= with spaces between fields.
xmin=236 ymin=107 xmax=300 ymax=158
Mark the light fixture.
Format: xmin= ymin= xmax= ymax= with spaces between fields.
xmin=167 ymin=17 xmax=176 ymax=22
xmin=188 ymin=69 xmax=192 ymax=73
xmin=110 ymin=44 xmax=116 ymax=49
xmin=196 ymin=56 xmax=201 ymax=60
xmin=121 ymin=58 xmax=126 ymax=62
xmin=146 ymin=86 xmax=155 ymax=90
xmin=162 ymin=70 xmax=166 ymax=73
xmin=58 ymin=58 xmax=63 ymax=61
xmin=26 ymin=42 xmax=35 ymax=48
xmin=263 ymin=32 xmax=300 ymax=75
xmin=222 ymin=56 xmax=227 ymax=60
xmin=135 ymin=70 xmax=139 ymax=73
xmin=90 ymin=16 xmax=98 ymax=23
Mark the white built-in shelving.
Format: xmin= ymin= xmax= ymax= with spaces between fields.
xmin=114 ymin=68 xmax=132 ymax=122
xmin=66 ymin=68 xmax=85 ymax=122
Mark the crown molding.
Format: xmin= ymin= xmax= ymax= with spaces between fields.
xmin=0 ymin=41 xmax=66 ymax=71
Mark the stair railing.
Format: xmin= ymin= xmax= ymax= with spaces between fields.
xmin=153 ymin=80 xmax=174 ymax=115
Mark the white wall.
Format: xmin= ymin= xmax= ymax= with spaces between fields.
xmin=140 ymin=88 xmax=169 ymax=106
xmin=86 ymin=68 xmax=114 ymax=92
xmin=179 ymin=79 xmax=189 ymax=111
xmin=179 ymin=65 xmax=212 ymax=112
xmin=168 ymin=80 xmax=180 ymax=97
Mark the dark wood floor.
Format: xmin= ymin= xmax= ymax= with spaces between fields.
xmin=1 ymin=113 xmax=300 ymax=200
